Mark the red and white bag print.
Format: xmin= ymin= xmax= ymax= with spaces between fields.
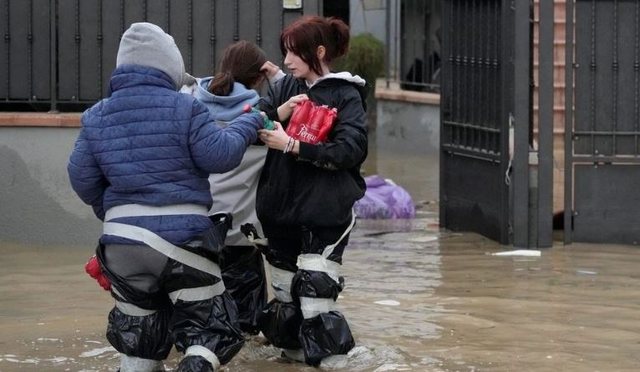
xmin=285 ymin=100 xmax=338 ymax=144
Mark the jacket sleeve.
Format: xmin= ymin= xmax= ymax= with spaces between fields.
xmin=67 ymin=126 xmax=108 ymax=220
xmin=297 ymin=88 xmax=368 ymax=170
xmin=188 ymin=99 xmax=263 ymax=173
xmin=257 ymin=91 xmax=280 ymax=123
xmin=258 ymin=74 xmax=295 ymax=122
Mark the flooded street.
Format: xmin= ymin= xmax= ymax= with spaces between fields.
xmin=1 ymin=145 xmax=639 ymax=371
xmin=2 ymin=217 xmax=640 ymax=371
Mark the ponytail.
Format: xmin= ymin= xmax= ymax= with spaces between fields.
xmin=327 ymin=17 xmax=350 ymax=58
xmin=208 ymin=71 xmax=234 ymax=96
xmin=208 ymin=40 xmax=267 ymax=96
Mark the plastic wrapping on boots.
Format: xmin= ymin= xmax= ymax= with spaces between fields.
xmin=219 ymin=245 xmax=267 ymax=334
xmin=176 ymin=355 xmax=215 ymax=372
xmin=258 ymin=299 xmax=303 ymax=350
xmin=291 ymin=269 xmax=344 ymax=304
xmin=299 ymin=311 xmax=355 ymax=366
xmin=172 ymin=292 xmax=244 ymax=365
xmin=106 ymin=306 xmax=173 ymax=361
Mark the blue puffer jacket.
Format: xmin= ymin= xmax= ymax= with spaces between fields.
xmin=67 ymin=65 xmax=262 ymax=245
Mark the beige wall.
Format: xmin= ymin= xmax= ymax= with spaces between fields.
xmin=0 ymin=114 xmax=101 ymax=245
xmin=532 ymin=0 xmax=567 ymax=214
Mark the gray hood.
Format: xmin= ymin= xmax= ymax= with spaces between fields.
xmin=116 ymin=22 xmax=186 ymax=89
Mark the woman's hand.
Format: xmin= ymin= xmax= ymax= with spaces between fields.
xmin=277 ymin=94 xmax=308 ymax=121
xmin=261 ymin=61 xmax=282 ymax=81
xmin=259 ymin=122 xmax=299 ymax=154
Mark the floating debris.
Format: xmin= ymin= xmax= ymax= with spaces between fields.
xmin=374 ymin=300 xmax=401 ymax=306
xmin=491 ymin=250 xmax=541 ymax=257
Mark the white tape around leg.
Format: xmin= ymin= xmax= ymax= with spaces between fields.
xmin=112 ymin=287 xmax=157 ymax=316
xmin=119 ymin=354 xmax=164 ymax=372
xmin=269 ymin=264 xmax=295 ymax=303
xmin=299 ymin=297 xmax=336 ymax=319
xmin=168 ymin=282 xmax=225 ymax=303
xmin=115 ymin=300 xmax=157 ymax=317
xmin=296 ymin=254 xmax=341 ymax=284
xmin=184 ymin=345 xmax=220 ymax=371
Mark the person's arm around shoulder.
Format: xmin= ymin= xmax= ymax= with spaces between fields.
xmin=188 ymin=97 xmax=263 ymax=174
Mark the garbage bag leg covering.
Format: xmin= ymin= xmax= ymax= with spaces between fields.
xmin=175 ymin=345 xmax=220 ymax=372
xmin=219 ymin=245 xmax=267 ymax=335
xmin=258 ymin=263 xmax=304 ymax=350
xmin=170 ymin=275 xmax=244 ymax=369
xmin=99 ymin=238 xmax=243 ymax=371
xmin=107 ymin=303 xmax=172 ymax=371
xmin=294 ymin=251 xmax=355 ymax=366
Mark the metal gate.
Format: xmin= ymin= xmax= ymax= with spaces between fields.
xmin=565 ymin=0 xmax=640 ymax=245
xmin=440 ymin=0 xmax=518 ymax=244
xmin=0 ymin=0 xmax=320 ymax=112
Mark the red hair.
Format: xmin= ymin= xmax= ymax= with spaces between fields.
xmin=280 ymin=16 xmax=350 ymax=76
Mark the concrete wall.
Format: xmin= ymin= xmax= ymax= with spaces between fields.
xmin=374 ymin=94 xmax=440 ymax=204
xmin=376 ymin=100 xmax=439 ymax=156
xmin=0 ymin=125 xmax=101 ymax=246
xmin=375 ymin=80 xmax=440 ymax=155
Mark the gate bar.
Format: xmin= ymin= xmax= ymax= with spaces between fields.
xmin=537 ymin=0 xmax=554 ymax=247
xmin=513 ymin=0 xmax=531 ymax=247
xmin=564 ymin=0 xmax=574 ymax=244
xmin=49 ymin=0 xmax=57 ymax=112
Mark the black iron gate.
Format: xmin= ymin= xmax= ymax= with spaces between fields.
xmin=565 ymin=0 xmax=640 ymax=245
xmin=0 ymin=0 xmax=320 ymax=112
xmin=440 ymin=0 xmax=516 ymax=244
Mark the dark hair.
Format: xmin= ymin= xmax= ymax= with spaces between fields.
xmin=280 ymin=16 xmax=350 ymax=76
xmin=208 ymin=40 xmax=268 ymax=96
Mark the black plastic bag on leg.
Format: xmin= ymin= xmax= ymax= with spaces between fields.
xmin=299 ymin=311 xmax=355 ymax=366
xmin=220 ymin=245 xmax=267 ymax=335
xmin=176 ymin=355 xmax=215 ymax=372
xmin=172 ymin=292 xmax=244 ymax=365
xmin=258 ymin=299 xmax=303 ymax=350
xmin=201 ymin=213 xmax=233 ymax=262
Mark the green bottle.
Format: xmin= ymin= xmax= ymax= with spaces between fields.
xmin=243 ymin=104 xmax=275 ymax=130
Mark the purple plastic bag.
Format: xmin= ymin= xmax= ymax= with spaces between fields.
xmin=354 ymin=175 xmax=416 ymax=219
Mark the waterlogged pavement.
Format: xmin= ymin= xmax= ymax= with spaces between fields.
xmin=2 ymin=144 xmax=639 ymax=371
xmin=1 ymin=207 xmax=640 ymax=371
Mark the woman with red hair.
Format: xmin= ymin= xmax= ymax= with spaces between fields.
xmin=255 ymin=15 xmax=368 ymax=366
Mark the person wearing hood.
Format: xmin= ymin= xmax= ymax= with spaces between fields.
xmin=67 ymin=22 xmax=263 ymax=372
xmin=255 ymin=15 xmax=368 ymax=367
xmin=180 ymin=40 xmax=284 ymax=336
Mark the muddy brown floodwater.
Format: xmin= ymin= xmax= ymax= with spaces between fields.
xmin=1 ymin=146 xmax=638 ymax=371
xmin=1 ymin=212 xmax=639 ymax=371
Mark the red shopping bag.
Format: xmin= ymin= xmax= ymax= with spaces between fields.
xmin=286 ymin=100 xmax=338 ymax=144
xmin=85 ymin=255 xmax=111 ymax=291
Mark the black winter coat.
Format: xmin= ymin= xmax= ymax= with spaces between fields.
xmin=256 ymin=73 xmax=368 ymax=229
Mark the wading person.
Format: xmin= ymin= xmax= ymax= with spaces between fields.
xmin=180 ymin=40 xmax=284 ymax=336
xmin=67 ymin=22 xmax=263 ymax=372
xmin=255 ymin=15 xmax=368 ymax=366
